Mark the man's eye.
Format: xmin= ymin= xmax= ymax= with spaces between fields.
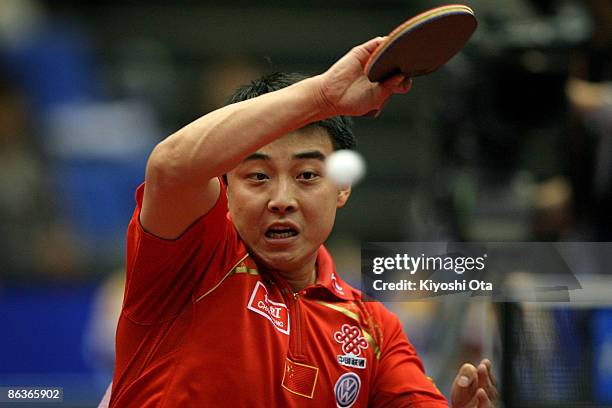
xmin=298 ymin=171 xmax=319 ymax=181
xmin=247 ymin=172 xmax=268 ymax=181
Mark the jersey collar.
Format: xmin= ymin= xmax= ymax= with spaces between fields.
xmin=313 ymin=245 xmax=355 ymax=301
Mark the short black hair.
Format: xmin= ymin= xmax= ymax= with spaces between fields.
xmin=225 ymin=72 xmax=356 ymax=151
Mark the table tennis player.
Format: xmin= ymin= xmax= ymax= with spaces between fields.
xmin=106 ymin=36 xmax=498 ymax=407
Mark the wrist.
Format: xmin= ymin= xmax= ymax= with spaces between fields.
xmin=305 ymin=74 xmax=339 ymax=120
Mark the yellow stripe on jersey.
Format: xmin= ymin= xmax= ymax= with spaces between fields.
xmin=235 ymin=265 xmax=259 ymax=275
xmin=194 ymin=253 xmax=250 ymax=303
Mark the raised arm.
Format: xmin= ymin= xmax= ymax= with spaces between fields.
xmin=140 ymin=37 xmax=411 ymax=239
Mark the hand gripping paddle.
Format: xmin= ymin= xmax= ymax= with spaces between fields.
xmin=365 ymin=4 xmax=477 ymax=82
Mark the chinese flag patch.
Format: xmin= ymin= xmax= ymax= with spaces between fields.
xmin=281 ymin=358 xmax=319 ymax=399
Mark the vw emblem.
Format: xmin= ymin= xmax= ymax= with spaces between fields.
xmin=334 ymin=372 xmax=361 ymax=408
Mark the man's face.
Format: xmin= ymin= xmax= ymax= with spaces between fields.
xmin=226 ymin=127 xmax=350 ymax=273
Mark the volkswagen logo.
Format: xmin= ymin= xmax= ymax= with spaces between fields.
xmin=334 ymin=372 xmax=361 ymax=408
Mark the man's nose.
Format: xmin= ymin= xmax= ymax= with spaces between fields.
xmin=267 ymin=178 xmax=298 ymax=214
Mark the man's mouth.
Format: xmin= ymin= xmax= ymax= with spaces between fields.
xmin=265 ymin=227 xmax=298 ymax=239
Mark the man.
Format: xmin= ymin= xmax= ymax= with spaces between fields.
xmin=108 ymin=37 xmax=497 ymax=407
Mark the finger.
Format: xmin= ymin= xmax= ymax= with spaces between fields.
xmin=347 ymin=36 xmax=388 ymax=66
xmin=367 ymin=74 xmax=403 ymax=114
xmin=380 ymin=74 xmax=412 ymax=95
xmin=379 ymin=74 xmax=405 ymax=95
xmin=381 ymin=73 xmax=405 ymax=88
xmin=477 ymin=363 xmax=490 ymax=389
xmin=455 ymin=363 xmax=478 ymax=391
xmin=451 ymin=363 xmax=479 ymax=407
xmin=477 ymin=363 xmax=498 ymax=401
xmin=350 ymin=37 xmax=388 ymax=67
xmin=462 ymin=388 xmax=482 ymax=408
xmin=359 ymin=36 xmax=388 ymax=53
xmin=396 ymin=77 xmax=413 ymax=94
xmin=481 ymin=359 xmax=497 ymax=387
xmin=478 ymin=364 xmax=494 ymax=395
xmin=476 ymin=388 xmax=491 ymax=408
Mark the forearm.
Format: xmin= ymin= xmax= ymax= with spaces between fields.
xmin=139 ymin=37 xmax=406 ymax=238
xmin=148 ymin=75 xmax=327 ymax=188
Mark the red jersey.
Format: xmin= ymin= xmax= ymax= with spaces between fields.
xmin=109 ymin=181 xmax=449 ymax=407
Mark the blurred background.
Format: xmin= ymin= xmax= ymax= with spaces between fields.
xmin=0 ymin=0 xmax=610 ymax=406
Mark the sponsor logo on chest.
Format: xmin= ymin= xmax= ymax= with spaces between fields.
xmin=247 ymin=281 xmax=290 ymax=335
xmin=334 ymin=324 xmax=368 ymax=369
xmin=334 ymin=372 xmax=361 ymax=408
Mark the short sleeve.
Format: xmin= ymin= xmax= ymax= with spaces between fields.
xmin=122 ymin=178 xmax=240 ymax=324
xmin=370 ymin=311 xmax=449 ymax=408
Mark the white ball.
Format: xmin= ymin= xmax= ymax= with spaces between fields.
xmin=325 ymin=150 xmax=366 ymax=186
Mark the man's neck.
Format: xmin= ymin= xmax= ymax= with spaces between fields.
xmin=278 ymin=264 xmax=316 ymax=293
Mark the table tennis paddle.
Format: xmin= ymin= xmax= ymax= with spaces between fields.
xmin=365 ymin=4 xmax=477 ymax=82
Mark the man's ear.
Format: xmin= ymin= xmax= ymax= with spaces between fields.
xmin=336 ymin=186 xmax=351 ymax=208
